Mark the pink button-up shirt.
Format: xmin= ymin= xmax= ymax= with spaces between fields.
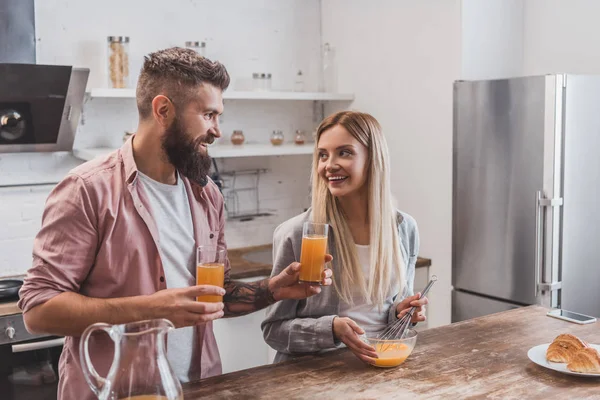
xmin=18 ymin=137 xmax=230 ymax=400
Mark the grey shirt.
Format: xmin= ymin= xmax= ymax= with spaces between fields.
xmin=138 ymin=171 xmax=196 ymax=382
xmin=261 ymin=209 xmax=419 ymax=363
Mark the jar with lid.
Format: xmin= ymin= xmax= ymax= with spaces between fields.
xmin=294 ymin=130 xmax=306 ymax=145
xmin=185 ymin=41 xmax=206 ymax=58
xmin=252 ymin=73 xmax=273 ymax=91
xmin=107 ymin=36 xmax=130 ymax=89
xmin=263 ymin=73 xmax=272 ymax=91
xmin=270 ymin=130 xmax=284 ymax=146
xmin=231 ymin=130 xmax=245 ymax=145
xmin=252 ymin=73 xmax=261 ymax=91
xmin=294 ymin=70 xmax=304 ymax=92
xmin=321 ymin=42 xmax=337 ymax=92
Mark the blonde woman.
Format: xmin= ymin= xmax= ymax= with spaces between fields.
xmin=261 ymin=111 xmax=427 ymax=364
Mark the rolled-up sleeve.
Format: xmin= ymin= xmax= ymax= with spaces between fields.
xmin=262 ymin=224 xmax=338 ymax=354
xmin=18 ymin=174 xmax=98 ymax=313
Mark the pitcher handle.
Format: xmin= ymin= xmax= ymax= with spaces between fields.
xmin=79 ymin=322 xmax=115 ymax=397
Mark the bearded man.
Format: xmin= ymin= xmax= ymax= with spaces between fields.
xmin=18 ymin=47 xmax=332 ymax=400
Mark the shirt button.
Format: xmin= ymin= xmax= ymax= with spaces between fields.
xmin=209 ymin=233 xmax=214 ymax=239
xmin=160 ymin=276 xmax=165 ymax=283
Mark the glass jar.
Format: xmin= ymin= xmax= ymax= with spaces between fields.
xmin=185 ymin=41 xmax=206 ymax=57
xmin=270 ymin=130 xmax=284 ymax=146
xmin=252 ymin=73 xmax=272 ymax=91
xmin=294 ymin=70 xmax=304 ymax=92
xmin=107 ymin=36 xmax=130 ymax=89
xmin=321 ymin=42 xmax=337 ymax=92
xmin=263 ymin=73 xmax=272 ymax=91
xmin=252 ymin=73 xmax=262 ymax=91
xmin=231 ymin=130 xmax=245 ymax=145
xmin=294 ymin=130 xmax=306 ymax=145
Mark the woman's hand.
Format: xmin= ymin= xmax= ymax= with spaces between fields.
xmin=269 ymin=255 xmax=333 ymax=300
xmin=395 ymin=292 xmax=428 ymax=323
xmin=332 ymin=317 xmax=378 ymax=364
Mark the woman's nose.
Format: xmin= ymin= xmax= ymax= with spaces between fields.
xmin=326 ymin=161 xmax=338 ymax=172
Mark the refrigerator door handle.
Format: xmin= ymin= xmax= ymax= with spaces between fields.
xmin=535 ymin=191 xmax=544 ymax=297
xmin=536 ymin=191 xmax=563 ymax=295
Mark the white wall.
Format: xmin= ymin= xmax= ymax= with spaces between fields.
xmin=523 ymin=0 xmax=600 ymax=75
xmin=321 ymin=0 xmax=462 ymax=328
xmin=461 ymin=0 xmax=524 ymax=80
xmin=34 ymin=0 xmax=324 ymax=93
xmin=0 ymin=0 xmax=322 ymax=277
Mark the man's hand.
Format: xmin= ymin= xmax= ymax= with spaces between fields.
xmin=269 ymin=255 xmax=333 ymax=301
xmin=23 ymin=285 xmax=227 ymax=337
xmin=147 ymin=285 xmax=226 ymax=328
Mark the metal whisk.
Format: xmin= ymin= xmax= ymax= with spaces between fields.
xmin=377 ymin=275 xmax=438 ymax=343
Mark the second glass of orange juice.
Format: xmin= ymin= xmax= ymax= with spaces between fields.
xmin=299 ymin=222 xmax=329 ymax=284
xmin=196 ymin=246 xmax=226 ymax=302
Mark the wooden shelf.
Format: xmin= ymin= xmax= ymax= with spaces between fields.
xmin=87 ymin=88 xmax=354 ymax=101
xmin=72 ymin=143 xmax=314 ymax=161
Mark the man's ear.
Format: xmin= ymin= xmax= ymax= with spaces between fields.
xmin=151 ymin=95 xmax=174 ymax=128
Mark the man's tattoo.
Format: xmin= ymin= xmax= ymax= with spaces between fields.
xmin=223 ymin=278 xmax=277 ymax=316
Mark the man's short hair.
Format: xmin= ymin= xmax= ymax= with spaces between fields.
xmin=136 ymin=47 xmax=230 ymax=119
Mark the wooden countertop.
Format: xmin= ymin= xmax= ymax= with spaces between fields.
xmin=183 ymin=306 xmax=600 ymax=399
xmin=0 ymin=301 xmax=20 ymax=317
xmin=229 ymin=244 xmax=432 ymax=280
xmin=228 ymin=244 xmax=273 ymax=280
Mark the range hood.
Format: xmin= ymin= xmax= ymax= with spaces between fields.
xmin=0 ymin=63 xmax=89 ymax=153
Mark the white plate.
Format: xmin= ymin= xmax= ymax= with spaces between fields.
xmin=527 ymin=343 xmax=600 ymax=377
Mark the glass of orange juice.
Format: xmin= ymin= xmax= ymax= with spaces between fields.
xmin=299 ymin=222 xmax=329 ymax=284
xmin=196 ymin=246 xmax=226 ymax=303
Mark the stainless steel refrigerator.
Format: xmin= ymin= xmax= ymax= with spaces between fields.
xmin=452 ymin=75 xmax=600 ymax=322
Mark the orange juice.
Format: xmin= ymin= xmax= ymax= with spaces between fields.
xmin=372 ymin=342 xmax=411 ymax=368
xmin=299 ymin=235 xmax=328 ymax=283
xmin=196 ymin=263 xmax=225 ymax=302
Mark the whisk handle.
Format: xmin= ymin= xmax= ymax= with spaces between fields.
xmin=418 ymin=275 xmax=437 ymax=300
xmin=405 ymin=275 xmax=437 ymax=317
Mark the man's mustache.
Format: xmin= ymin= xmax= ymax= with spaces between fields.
xmin=196 ymin=134 xmax=215 ymax=146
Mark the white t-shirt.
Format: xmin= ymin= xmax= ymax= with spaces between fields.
xmin=138 ymin=171 xmax=196 ymax=383
xmin=338 ymin=244 xmax=400 ymax=336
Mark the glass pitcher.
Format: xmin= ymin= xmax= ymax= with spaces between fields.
xmin=80 ymin=319 xmax=183 ymax=400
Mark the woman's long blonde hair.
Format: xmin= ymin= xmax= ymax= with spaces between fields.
xmin=311 ymin=111 xmax=405 ymax=306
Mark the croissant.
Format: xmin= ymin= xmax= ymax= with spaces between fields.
xmin=567 ymin=347 xmax=600 ymax=374
xmin=546 ymin=334 xmax=589 ymax=363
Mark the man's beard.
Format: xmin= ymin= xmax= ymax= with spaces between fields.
xmin=161 ymin=116 xmax=213 ymax=185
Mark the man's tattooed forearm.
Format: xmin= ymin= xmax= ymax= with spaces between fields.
xmin=223 ymin=278 xmax=277 ymax=316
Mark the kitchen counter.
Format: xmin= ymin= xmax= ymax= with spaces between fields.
xmin=183 ymin=306 xmax=600 ymax=399
xmin=228 ymin=244 xmax=274 ymax=280
xmin=0 ymin=301 xmax=20 ymax=317
xmin=228 ymin=244 xmax=432 ymax=280
xmin=0 ymin=275 xmax=23 ymax=317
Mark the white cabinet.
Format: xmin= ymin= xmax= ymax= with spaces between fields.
xmin=212 ymin=276 xmax=275 ymax=374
